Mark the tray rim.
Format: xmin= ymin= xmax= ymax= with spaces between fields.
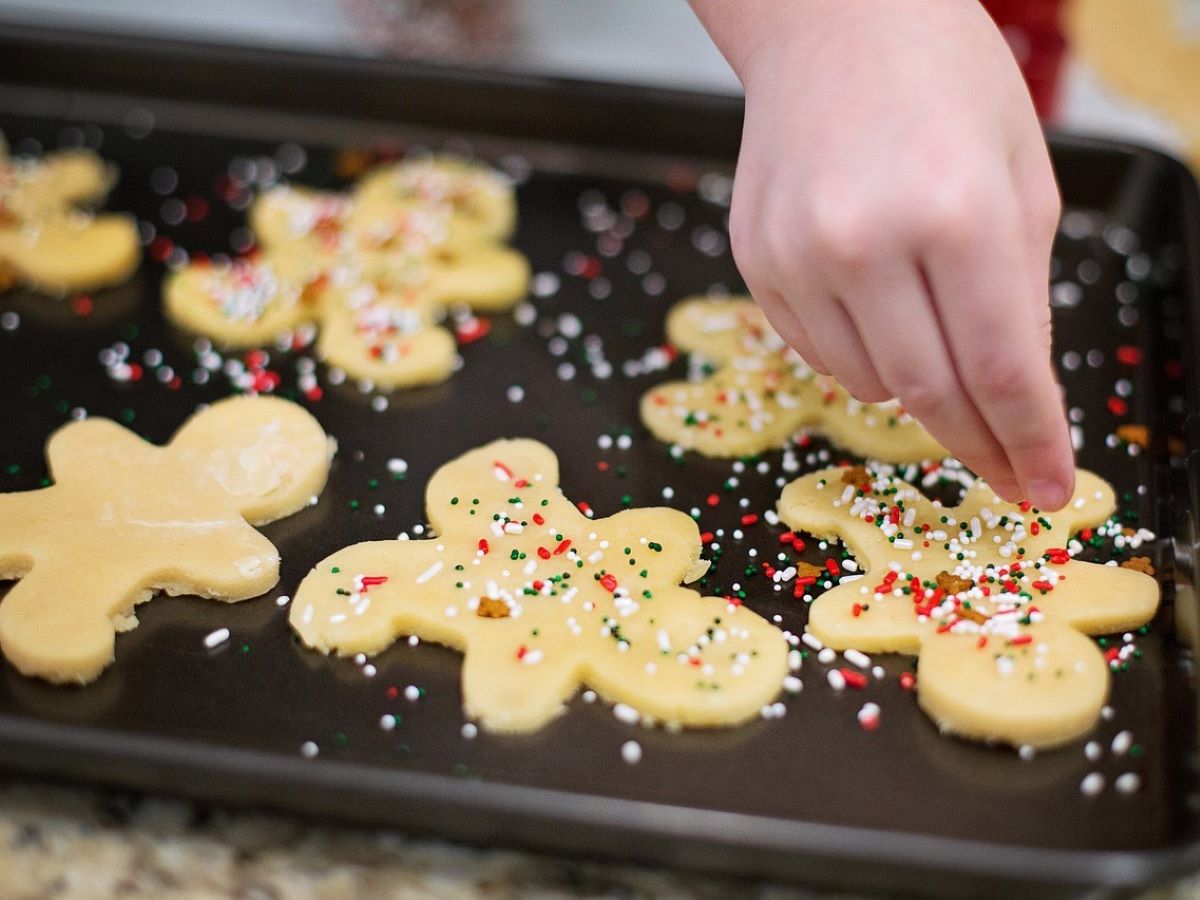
xmin=2 ymin=21 xmax=1200 ymax=897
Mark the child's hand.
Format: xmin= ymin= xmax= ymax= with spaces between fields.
xmin=691 ymin=0 xmax=1074 ymax=509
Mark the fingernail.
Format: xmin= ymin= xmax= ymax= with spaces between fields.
xmin=1027 ymin=478 xmax=1070 ymax=511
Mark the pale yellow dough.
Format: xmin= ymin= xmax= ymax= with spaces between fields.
xmin=165 ymin=157 xmax=529 ymax=389
xmin=291 ymin=439 xmax=788 ymax=733
xmin=0 ymin=396 xmax=335 ymax=684
xmin=641 ymin=297 xmax=945 ymax=461
xmin=776 ymin=465 xmax=1160 ymax=748
xmin=351 ymin=155 xmax=517 ymax=242
xmin=0 ymin=143 xmax=140 ymax=294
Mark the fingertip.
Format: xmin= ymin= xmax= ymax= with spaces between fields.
xmin=1026 ymin=477 xmax=1072 ymax=512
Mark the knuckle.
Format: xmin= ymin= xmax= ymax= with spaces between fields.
xmin=919 ymin=170 xmax=994 ymax=245
xmin=807 ymin=186 xmax=875 ymax=272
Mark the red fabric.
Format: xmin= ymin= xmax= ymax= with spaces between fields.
xmin=981 ymin=0 xmax=1069 ymax=119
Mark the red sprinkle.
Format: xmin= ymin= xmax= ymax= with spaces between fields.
xmin=1010 ymin=634 xmax=1034 ymax=646
xmin=840 ymin=668 xmax=868 ymax=690
xmin=599 ymin=573 xmax=618 ymax=593
xmin=477 ymin=539 xmax=490 ymax=555
xmin=1116 ymin=346 xmax=1143 ymax=366
xmin=899 ymin=672 xmax=916 ymax=691
xmin=740 ymin=513 xmax=759 ymax=527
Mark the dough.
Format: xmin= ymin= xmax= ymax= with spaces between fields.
xmin=352 ymin=155 xmax=517 ymax=242
xmin=0 ymin=142 xmax=140 ymax=294
xmin=291 ymin=438 xmax=788 ymax=732
xmin=0 ymin=396 xmax=335 ymax=684
xmin=165 ymin=157 xmax=529 ymax=388
xmin=776 ymin=465 xmax=1160 ymax=748
xmin=641 ymin=296 xmax=945 ymax=461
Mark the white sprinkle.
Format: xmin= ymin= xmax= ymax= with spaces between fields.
xmin=203 ymin=628 xmax=230 ymax=649
xmin=582 ymin=690 xmax=597 ymax=703
xmin=462 ymin=723 xmax=478 ymax=739
xmin=827 ymin=669 xmax=847 ymax=691
xmin=1111 ymin=730 xmax=1134 ymax=755
xmin=1115 ymin=772 xmax=1141 ymax=795
xmin=844 ymin=649 xmax=870 ymax=670
xmin=275 ymin=595 xmax=291 ymax=607
xmin=1018 ymin=744 xmax=1036 ymax=762
xmin=801 ymin=632 xmax=824 ymax=652
xmin=404 ymin=685 xmax=420 ymax=701
xmin=817 ymin=647 xmax=836 ymax=664
xmin=379 ymin=714 xmax=397 ymax=731
xmin=783 ymin=675 xmax=803 ymax=694
xmin=613 ymin=703 xmax=640 ymax=724
xmin=415 ymin=561 xmax=444 ymax=584
xmin=1085 ymin=740 xmax=1102 ymax=762
xmin=300 ymin=741 xmax=319 ymax=759
xmin=1080 ymin=772 xmax=1105 ymax=796
xmin=506 ymin=385 xmax=525 ymax=403
xmin=387 ymin=458 xmax=408 ymax=474
xmin=621 ymin=740 xmax=643 ymax=764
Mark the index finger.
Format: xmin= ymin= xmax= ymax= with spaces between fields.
xmin=923 ymin=192 xmax=1075 ymax=510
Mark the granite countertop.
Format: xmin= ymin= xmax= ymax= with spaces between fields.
xmin=0 ymin=780 xmax=824 ymax=899
xmin=3 ymin=778 xmax=1200 ymax=899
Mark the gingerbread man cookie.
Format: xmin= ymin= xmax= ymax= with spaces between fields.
xmin=165 ymin=156 xmax=529 ymax=389
xmin=777 ymin=465 xmax=1159 ymax=748
xmin=641 ymin=296 xmax=945 ymax=461
xmin=0 ymin=396 xmax=334 ymax=684
xmin=0 ymin=141 xmax=140 ymax=294
xmin=291 ymin=439 xmax=788 ymax=732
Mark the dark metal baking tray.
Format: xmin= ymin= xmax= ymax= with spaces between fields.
xmin=1 ymin=25 xmax=1199 ymax=899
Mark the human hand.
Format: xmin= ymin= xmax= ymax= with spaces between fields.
xmin=691 ymin=0 xmax=1073 ymax=509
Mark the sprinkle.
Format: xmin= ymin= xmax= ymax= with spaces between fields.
xmin=403 ymin=685 xmax=420 ymax=701
xmin=461 ymin=723 xmax=478 ymax=739
xmin=843 ymin=648 xmax=870 ymax=670
xmin=203 ymin=627 xmax=230 ymax=649
xmin=856 ymin=702 xmax=881 ymax=731
xmin=1084 ymin=741 xmax=1102 ymax=762
xmin=613 ymin=703 xmax=640 ymax=725
xmin=415 ymin=561 xmax=443 ymax=584
xmin=379 ymin=714 xmax=397 ymax=731
xmin=621 ymin=740 xmax=643 ymax=764
xmin=827 ymin=669 xmax=846 ymax=691
xmin=1080 ymin=772 xmax=1105 ymax=797
xmin=1114 ymin=772 xmax=1141 ymax=795
xmin=300 ymin=741 xmax=319 ymax=759
xmin=1111 ymin=730 xmax=1133 ymax=755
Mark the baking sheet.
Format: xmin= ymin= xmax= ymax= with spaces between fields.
xmin=1 ymin=33 xmax=1199 ymax=897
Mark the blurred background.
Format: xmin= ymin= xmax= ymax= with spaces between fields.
xmin=0 ymin=0 xmax=1197 ymax=170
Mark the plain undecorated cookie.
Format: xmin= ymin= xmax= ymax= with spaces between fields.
xmin=0 ymin=396 xmax=335 ymax=684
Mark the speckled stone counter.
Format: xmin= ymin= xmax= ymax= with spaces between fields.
xmin=5 ymin=779 xmax=1200 ymax=899
xmin=0 ymin=780 xmax=834 ymax=899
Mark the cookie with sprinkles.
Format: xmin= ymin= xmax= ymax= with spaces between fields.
xmin=290 ymin=438 xmax=788 ymax=732
xmin=164 ymin=156 xmax=529 ymax=387
xmin=776 ymin=465 xmax=1159 ymax=748
xmin=0 ymin=396 xmax=335 ymax=684
xmin=640 ymin=296 xmax=945 ymax=461
xmin=351 ymin=155 xmax=517 ymax=243
xmin=0 ymin=141 xmax=140 ymax=294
